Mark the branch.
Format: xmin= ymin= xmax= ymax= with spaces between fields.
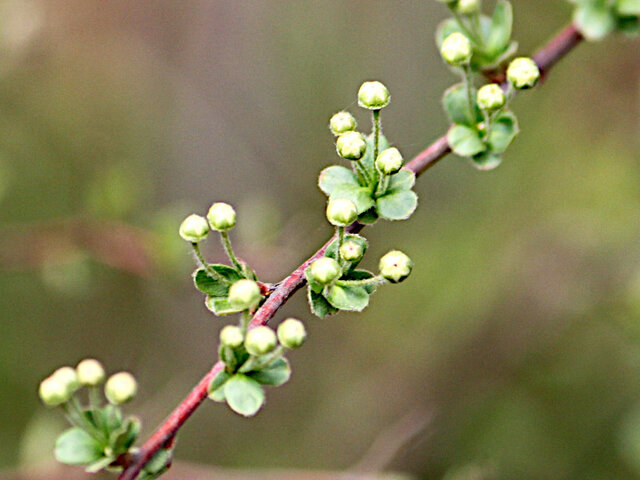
xmin=117 ymin=22 xmax=583 ymax=480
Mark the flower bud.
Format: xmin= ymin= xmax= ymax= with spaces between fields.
xmin=329 ymin=111 xmax=357 ymax=136
xmin=456 ymin=0 xmax=479 ymax=14
xmin=440 ymin=32 xmax=472 ymax=66
xmin=476 ymin=83 xmax=506 ymax=111
xmin=39 ymin=376 xmax=70 ymax=406
xmin=379 ymin=250 xmax=413 ymax=283
xmin=244 ymin=326 xmax=277 ymax=356
xmin=51 ymin=366 xmax=80 ymax=396
xmin=326 ymin=198 xmax=358 ymax=227
xmin=309 ymin=257 xmax=342 ymax=285
xmin=277 ymin=318 xmax=307 ymax=349
xmin=220 ymin=325 xmax=244 ymax=348
xmin=339 ymin=240 xmax=364 ymax=262
xmin=207 ymin=202 xmax=237 ymax=232
xmin=336 ymin=131 xmax=367 ymax=161
xmin=179 ymin=214 xmax=209 ymax=243
xmin=76 ymin=358 xmax=105 ymax=386
xmin=104 ymin=372 xmax=137 ymax=405
xmin=228 ymin=279 xmax=262 ymax=311
xmin=506 ymin=57 xmax=540 ymax=90
xmin=375 ymin=147 xmax=404 ymax=175
xmin=357 ymin=81 xmax=390 ymax=110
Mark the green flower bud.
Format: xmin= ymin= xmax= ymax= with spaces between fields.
xmin=207 ymin=202 xmax=237 ymax=232
xmin=220 ymin=325 xmax=244 ymax=348
xmin=440 ymin=32 xmax=472 ymax=66
xmin=309 ymin=257 xmax=342 ymax=285
xmin=506 ymin=57 xmax=540 ymax=90
xmin=375 ymin=147 xmax=404 ymax=175
xmin=104 ymin=371 xmax=137 ymax=405
xmin=329 ymin=111 xmax=357 ymax=136
xmin=39 ymin=376 xmax=70 ymax=406
xmin=336 ymin=131 xmax=367 ymax=160
xmin=326 ymin=198 xmax=358 ymax=227
xmin=244 ymin=326 xmax=277 ymax=356
xmin=339 ymin=240 xmax=365 ymax=262
xmin=228 ymin=279 xmax=262 ymax=311
xmin=357 ymin=81 xmax=390 ymax=110
xmin=456 ymin=0 xmax=479 ymax=14
xmin=476 ymin=83 xmax=506 ymax=111
xmin=179 ymin=214 xmax=210 ymax=243
xmin=76 ymin=358 xmax=105 ymax=386
xmin=277 ymin=318 xmax=307 ymax=349
xmin=51 ymin=366 xmax=80 ymax=396
xmin=379 ymin=250 xmax=413 ymax=283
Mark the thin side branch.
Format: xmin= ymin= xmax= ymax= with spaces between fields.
xmin=118 ymin=22 xmax=583 ymax=480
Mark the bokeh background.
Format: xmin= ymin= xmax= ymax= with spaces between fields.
xmin=1 ymin=1 xmax=639 ymax=479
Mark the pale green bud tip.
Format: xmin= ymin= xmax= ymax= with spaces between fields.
xmin=179 ymin=214 xmax=209 ymax=243
xmin=52 ymin=366 xmax=80 ymax=395
xmin=207 ymin=202 xmax=237 ymax=231
xmin=245 ymin=326 xmax=277 ymax=356
xmin=336 ymin=131 xmax=367 ymax=161
xmin=456 ymin=0 xmax=479 ymax=14
xmin=309 ymin=257 xmax=342 ymax=285
xmin=76 ymin=358 xmax=105 ymax=386
xmin=440 ymin=32 xmax=472 ymax=66
xmin=105 ymin=372 xmax=137 ymax=404
xmin=379 ymin=250 xmax=413 ymax=283
xmin=376 ymin=147 xmax=404 ymax=175
xmin=476 ymin=84 xmax=505 ymax=111
xmin=277 ymin=318 xmax=307 ymax=349
xmin=357 ymin=81 xmax=390 ymax=110
xmin=220 ymin=325 xmax=244 ymax=348
xmin=339 ymin=240 xmax=364 ymax=262
xmin=326 ymin=198 xmax=358 ymax=227
xmin=329 ymin=111 xmax=357 ymax=136
xmin=506 ymin=57 xmax=540 ymax=90
xmin=228 ymin=279 xmax=262 ymax=310
xmin=39 ymin=376 xmax=70 ymax=406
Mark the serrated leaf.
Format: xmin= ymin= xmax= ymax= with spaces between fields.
xmin=471 ymin=151 xmax=503 ymax=171
xmin=324 ymin=284 xmax=370 ymax=311
xmin=574 ymin=4 xmax=616 ymax=40
xmin=55 ymin=428 xmax=104 ymax=466
xmin=488 ymin=111 xmax=519 ymax=153
xmin=487 ymin=0 xmax=513 ymax=54
xmin=85 ymin=456 xmax=115 ymax=473
xmin=387 ymin=169 xmax=416 ymax=193
xmin=307 ymin=288 xmax=339 ymax=318
xmin=376 ymin=190 xmax=418 ymax=221
xmin=318 ymin=165 xmax=359 ymax=196
xmin=329 ymin=183 xmax=375 ymax=214
xmin=616 ymin=0 xmax=640 ymax=15
xmin=343 ymin=269 xmax=377 ymax=294
xmin=447 ymin=124 xmax=486 ymax=157
xmin=247 ymin=358 xmax=291 ymax=386
xmin=193 ymin=265 xmax=242 ymax=296
xmin=205 ymin=296 xmax=244 ymax=316
xmin=208 ymin=370 xmax=231 ymax=402
xmin=443 ymin=84 xmax=482 ymax=126
xmin=224 ymin=374 xmax=265 ymax=417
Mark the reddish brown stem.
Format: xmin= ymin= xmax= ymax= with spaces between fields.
xmin=118 ymin=22 xmax=583 ymax=480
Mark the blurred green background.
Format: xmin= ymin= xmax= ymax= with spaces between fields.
xmin=1 ymin=1 xmax=639 ymax=479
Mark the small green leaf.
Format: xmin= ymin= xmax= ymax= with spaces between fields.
xmin=360 ymin=134 xmax=390 ymax=178
xmin=85 ymin=456 xmax=115 ymax=473
xmin=205 ymin=296 xmax=245 ymax=316
xmin=224 ymin=374 xmax=265 ymax=417
xmin=308 ymin=288 xmax=339 ymax=318
xmin=616 ymin=0 xmax=640 ymax=15
xmin=54 ymin=428 xmax=104 ymax=466
xmin=358 ymin=207 xmax=379 ymax=224
xmin=574 ymin=4 xmax=617 ymax=40
xmin=208 ymin=370 xmax=231 ymax=402
xmin=193 ymin=265 xmax=242 ymax=296
xmin=471 ymin=151 xmax=503 ymax=171
xmin=442 ymin=84 xmax=482 ymax=126
xmin=487 ymin=0 xmax=513 ymax=54
xmin=318 ymin=165 xmax=359 ymax=196
xmin=376 ymin=190 xmax=418 ymax=221
xmin=329 ymin=184 xmax=375 ymax=214
xmin=387 ymin=169 xmax=416 ymax=193
xmin=247 ymin=358 xmax=291 ymax=386
xmin=488 ymin=111 xmax=519 ymax=153
xmin=139 ymin=448 xmax=173 ymax=479
xmin=324 ymin=284 xmax=370 ymax=311
xmin=447 ymin=124 xmax=486 ymax=157
xmin=110 ymin=416 xmax=140 ymax=454
xmin=343 ymin=269 xmax=377 ymax=294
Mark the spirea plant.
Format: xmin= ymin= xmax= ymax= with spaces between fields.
xmin=37 ymin=1 xmax=639 ymax=479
